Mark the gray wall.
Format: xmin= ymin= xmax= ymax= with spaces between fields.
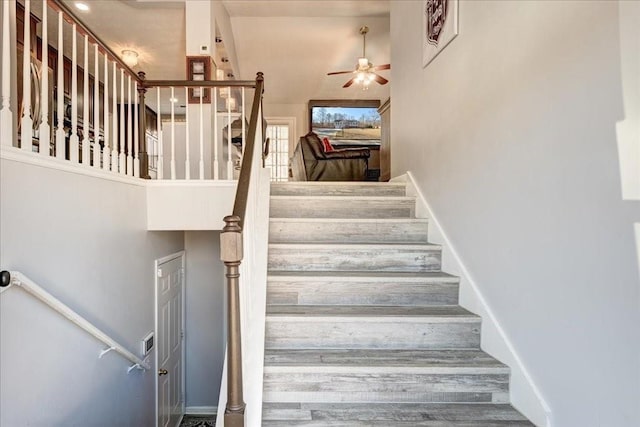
xmin=390 ymin=1 xmax=639 ymax=425
xmin=184 ymin=231 xmax=226 ymax=408
xmin=0 ymin=158 xmax=184 ymax=426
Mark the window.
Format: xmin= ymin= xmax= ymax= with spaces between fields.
xmin=309 ymin=100 xmax=381 ymax=143
xmin=264 ymin=124 xmax=290 ymax=181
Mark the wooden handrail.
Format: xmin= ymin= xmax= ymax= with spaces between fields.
xmin=142 ymin=80 xmax=257 ymax=89
xmin=220 ymin=71 xmax=264 ymax=427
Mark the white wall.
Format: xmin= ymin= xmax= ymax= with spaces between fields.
xmin=0 ymin=157 xmax=184 ymax=426
xmin=391 ymin=1 xmax=640 ymax=426
xmin=184 ymin=231 xmax=226 ymax=410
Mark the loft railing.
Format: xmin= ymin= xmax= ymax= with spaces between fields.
xmin=0 ymin=270 xmax=150 ymax=372
xmin=1 ymin=0 xmax=255 ymax=181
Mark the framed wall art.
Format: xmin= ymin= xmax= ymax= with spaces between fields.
xmin=422 ymin=0 xmax=459 ymax=67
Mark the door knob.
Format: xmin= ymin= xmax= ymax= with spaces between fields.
xmin=158 ymin=369 xmax=168 ymax=376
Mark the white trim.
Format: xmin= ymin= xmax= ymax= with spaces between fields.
xmin=403 ymin=171 xmax=553 ymax=427
xmin=154 ymin=251 xmax=187 ymax=427
xmin=185 ymin=406 xmax=218 ymax=415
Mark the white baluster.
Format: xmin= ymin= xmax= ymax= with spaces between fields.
xmin=227 ymin=86 xmax=232 ymax=179
xmin=241 ymin=87 xmax=246 ymax=156
xmin=184 ymin=87 xmax=190 ymax=180
xmin=102 ymin=53 xmax=110 ymax=170
xmin=69 ymin=24 xmax=79 ymax=163
xmin=38 ymin=0 xmax=50 ymax=155
xmin=156 ymin=87 xmax=163 ymax=179
xmin=213 ymin=87 xmax=219 ymax=180
xmin=170 ymin=87 xmax=176 ymax=179
xmin=20 ymin=0 xmax=33 ymax=151
xmin=111 ymin=62 xmax=118 ymax=171
xmin=81 ymin=35 xmax=90 ymax=165
xmin=134 ymin=81 xmax=139 ymax=177
xmin=0 ymin=0 xmax=14 ymax=146
xmin=199 ymin=87 xmax=204 ymax=179
xmin=119 ymin=68 xmax=125 ymax=173
xmin=55 ymin=11 xmax=65 ymax=158
xmin=126 ymin=75 xmax=133 ymax=176
xmin=93 ymin=44 xmax=100 ymax=167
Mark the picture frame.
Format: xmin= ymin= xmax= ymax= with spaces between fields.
xmin=422 ymin=0 xmax=459 ymax=68
xmin=186 ymin=56 xmax=212 ymax=103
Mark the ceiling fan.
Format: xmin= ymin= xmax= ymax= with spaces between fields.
xmin=327 ymin=26 xmax=391 ymax=89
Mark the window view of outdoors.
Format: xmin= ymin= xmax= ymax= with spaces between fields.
xmin=311 ymin=107 xmax=381 ymax=143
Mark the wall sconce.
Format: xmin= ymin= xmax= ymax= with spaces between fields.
xmin=121 ymin=50 xmax=139 ymax=67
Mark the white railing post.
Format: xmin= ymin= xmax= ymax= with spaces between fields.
xmin=213 ymin=87 xmax=219 ymax=180
xmin=38 ymin=0 xmax=50 ymax=156
xmin=55 ymin=10 xmax=65 ymax=158
xmin=102 ymin=53 xmax=110 ymax=170
xmin=226 ymin=86 xmax=232 ymax=179
xmin=199 ymin=87 xmax=204 ymax=179
xmin=111 ymin=62 xmax=118 ymax=171
xmin=81 ymin=35 xmax=90 ymax=165
xmin=184 ymin=87 xmax=190 ymax=180
xmin=156 ymin=87 xmax=163 ymax=179
xmin=93 ymin=43 xmax=100 ymax=167
xmin=134 ymin=81 xmax=140 ymax=177
xmin=119 ymin=69 xmax=125 ymax=173
xmin=20 ymin=0 xmax=33 ymax=152
xmin=170 ymin=87 xmax=176 ymax=179
xmin=69 ymin=24 xmax=79 ymax=163
xmin=126 ymin=75 xmax=133 ymax=176
xmin=0 ymin=0 xmax=14 ymax=147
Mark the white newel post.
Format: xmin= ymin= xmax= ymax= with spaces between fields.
xmin=119 ymin=69 xmax=125 ymax=173
xmin=0 ymin=0 xmax=14 ymax=146
xmin=93 ymin=44 xmax=100 ymax=167
xmin=69 ymin=24 xmax=79 ymax=163
xmin=184 ymin=87 xmax=190 ymax=180
xmin=213 ymin=87 xmax=219 ymax=179
xmin=38 ymin=0 xmax=50 ymax=155
xmin=81 ymin=35 xmax=90 ymax=165
xmin=20 ymin=0 xmax=33 ymax=152
xmin=134 ymin=81 xmax=140 ymax=177
xmin=55 ymin=10 xmax=65 ymax=158
xmin=127 ymin=75 xmax=133 ymax=176
xmin=170 ymin=87 xmax=176 ymax=179
xmin=199 ymin=87 xmax=204 ymax=179
xmin=156 ymin=87 xmax=163 ymax=179
xmin=102 ymin=53 xmax=110 ymax=170
xmin=111 ymin=62 xmax=118 ymax=171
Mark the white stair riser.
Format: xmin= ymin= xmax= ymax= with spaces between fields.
xmin=271 ymin=183 xmax=406 ymax=197
xmin=263 ymin=372 xmax=510 ymax=404
xmin=269 ymin=219 xmax=428 ymax=244
xmin=267 ymin=281 xmax=459 ymax=306
xmin=270 ymin=197 xmax=415 ymax=219
xmin=268 ymin=246 xmax=441 ymax=272
xmin=265 ymin=319 xmax=480 ymax=349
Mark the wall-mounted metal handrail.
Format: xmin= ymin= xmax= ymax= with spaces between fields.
xmin=0 ymin=270 xmax=150 ymax=372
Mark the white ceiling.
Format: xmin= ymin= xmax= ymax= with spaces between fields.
xmin=56 ymin=0 xmax=391 ymax=105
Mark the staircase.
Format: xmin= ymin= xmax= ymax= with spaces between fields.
xmin=262 ymin=181 xmax=534 ymax=426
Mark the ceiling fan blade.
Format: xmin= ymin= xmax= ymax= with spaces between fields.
xmin=373 ymin=63 xmax=391 ymax=71
xmin=343 ymin=78 xmax=356 ymax=88
xmin=328 ymin=70 xmax=354 ymax=76
xmin=372 ymin=73 xmax=389 ymax=85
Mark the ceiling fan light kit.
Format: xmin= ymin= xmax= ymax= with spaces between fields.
xmin=328 ymin=25 xmax=390 ymax=90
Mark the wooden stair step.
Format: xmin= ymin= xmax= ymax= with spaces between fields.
xmin=262 ymin=402 xmax=534 ymax=426
xmin=269 ymin=217 xmax=429 ymax=244
xmin=271 ymin=182 xmax=407 ymax=197
xmin=270 ymin=195 xmax=416 ymax=219
xmin=265 ymin=305 xmax=481 ymax=350
xmin=268 ymin=243 xmax=441 ymax=272
xmin=267 ymin=271 xmax=459 ymax=306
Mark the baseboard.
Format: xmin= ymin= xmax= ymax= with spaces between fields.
xmin=185 ymin=406 xmax=217 ymax=415
xmin=403 ymin=171 xmax=553 ymax=427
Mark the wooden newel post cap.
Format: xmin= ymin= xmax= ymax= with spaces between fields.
xmin=221 ymin=216 xmax=243 ymax=263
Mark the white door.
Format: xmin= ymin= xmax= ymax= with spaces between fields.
xmin=156 ymin=255 xmax=184 ymax=427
